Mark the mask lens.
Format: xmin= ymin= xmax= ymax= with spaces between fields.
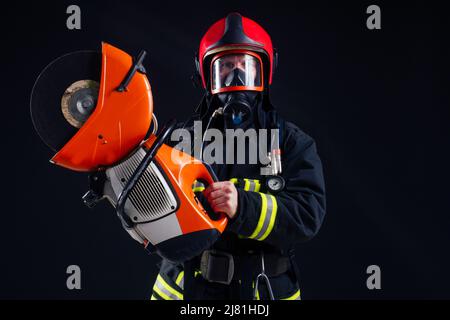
xmin=211 ymin=53 xmax=262 ymax=93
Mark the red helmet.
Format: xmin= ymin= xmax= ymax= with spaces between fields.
xmin=197 ymin=13 xmax=276 ymax=92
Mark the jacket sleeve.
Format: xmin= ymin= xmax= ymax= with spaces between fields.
xmin=227 ymin=124 xmax=326 ymax=248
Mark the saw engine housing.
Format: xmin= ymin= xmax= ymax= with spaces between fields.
xmin=94 ymin=126 xmax=228 ymax=263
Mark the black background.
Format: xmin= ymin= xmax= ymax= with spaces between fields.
xmin=0 ymin=0 xmax=449 ymax=299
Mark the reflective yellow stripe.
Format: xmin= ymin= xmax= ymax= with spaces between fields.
xmin=230 ymin=177 xmax=261 ymax=192
xmin=247 ymin=193 xmax=277 ymax=241
xmin=252 ymin=281 xmax=260 ymax=300
xmin=249 ymin=193 xmax=267 ymax=239
xmin=244 ymin=179 xmax=250 ymax=191
xmin=243 ymin=178 xmax=261 ymax=192
xmin=254 ymin=180 xmax=261 ymax=192
xmin=282 ymin=289 xmax=301 ymax=300
xmin=192 ymin=180 xmax=205 ymax=192
xmin=157 ymin=274 xmax=183 ymax=300
xmin=153 ymin=284 xmax=173 ymax=300
xmin=193 ymin=180 xmax=205 ymax=193
xmin=150 ymin=295 xmax=158 ymax=300
xmin=258 ymin=195 xmax=277 ymax=241
xmin=175 ymin=271 xmax=184 ymax=287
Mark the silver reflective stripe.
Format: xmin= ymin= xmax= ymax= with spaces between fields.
xmin=176 ymin=270 xmax=184 ymax=290
xmin=230 ymin=178 xmax=261 ymax=192
xmin=153 ymin=275 xmax=183 ymax=300
xmin=281 ymin=289 xmax=301 ymax=300
xmin=253 ymin=194 xmax=274 ymax=240
xmin=248 ymin=180 xmax=256 ymax=191
xmin=193 ymin=181 xmax=205 ymax=188
xmin=193 ymin=180 xmax=206 ymax=192
xmin=179 ymin=277 xmax=184 ymax=289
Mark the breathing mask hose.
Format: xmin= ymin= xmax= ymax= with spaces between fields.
xmin=200 ymin=107 xmax=223 ymax=161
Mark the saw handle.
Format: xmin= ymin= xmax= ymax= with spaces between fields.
xmin=192 ymin=163 xmax=229 ymax=223
xmin=116 ymin=50 xmax=147 ymax=92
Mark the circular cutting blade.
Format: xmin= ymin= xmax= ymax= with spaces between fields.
xmin=61 ymin=79 xmax=100 ymax=129
xmin=30 ymin=50 xmax=102 ymax=152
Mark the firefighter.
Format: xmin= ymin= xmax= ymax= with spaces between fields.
xmin=151 ymin=12 xmax=326 ymax=300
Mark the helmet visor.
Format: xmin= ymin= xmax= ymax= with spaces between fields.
xmin=211 ymin=52 xmax=263 ymax=94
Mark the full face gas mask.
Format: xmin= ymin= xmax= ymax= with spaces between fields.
xmin=210 ymin=51 xmax=263 ymax=128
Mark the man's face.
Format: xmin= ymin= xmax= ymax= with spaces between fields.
xmin=218 ymin=54 xmax=258 ymax=84
xmin=211 ymin=52 xmax=262 ymax=93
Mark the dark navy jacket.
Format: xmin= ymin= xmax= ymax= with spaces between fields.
xmin=151 ymin=101 xmax=326 ymax=300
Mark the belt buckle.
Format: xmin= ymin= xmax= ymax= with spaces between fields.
xmin=200 ymin=249 xmax=234 ymax=285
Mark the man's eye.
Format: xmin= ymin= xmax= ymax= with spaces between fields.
xmin=225 ymin=62 xmax=234 ymax=69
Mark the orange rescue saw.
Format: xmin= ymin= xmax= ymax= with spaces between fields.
xmin=30 ymin=43 xmax=227 ymax=263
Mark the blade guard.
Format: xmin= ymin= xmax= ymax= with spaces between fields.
xmin=51 ymin=42 xmax=153 ymax=171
